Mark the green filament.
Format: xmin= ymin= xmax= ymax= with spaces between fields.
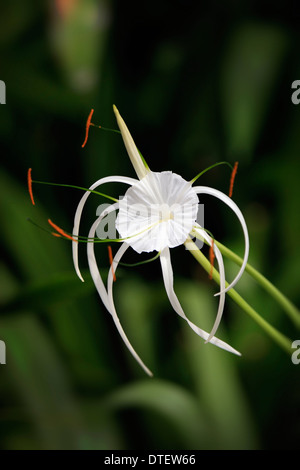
xmin=32 ymin=179 xmax=118 ymax=203
xmin=191 ymin=161 xmax=233 ymax=185
xmin=119 ymin=252 xmax=161 ymax=267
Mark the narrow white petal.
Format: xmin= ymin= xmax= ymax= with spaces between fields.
xmin=193 ymin=185 xmax=249 ymax=295
xmin=87 ymin=203 xmax=119 ymax=313
xmin=113 ymin=105 xmax=149 ymax=180
xmin=72 ymin=175 xmax=137 ymax=282
xmin=159 ymin=247 xmax=240 ymax=355
xmin=107 ymin=242 xmax=153 ymax=376
xmin=193 ymin=225 xmax=226 ymax=342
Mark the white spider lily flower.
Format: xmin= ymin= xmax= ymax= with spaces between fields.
xmin=72 ymin=106 xmax=249 ymax=376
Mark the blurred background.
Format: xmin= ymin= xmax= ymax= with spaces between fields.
xmin=0 ymin=0 xmax=299 ymax=450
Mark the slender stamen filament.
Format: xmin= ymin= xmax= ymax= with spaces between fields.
xmin=31 ymin=179 xmax=118 ymax=203
xmin=28 ymin=216 xmax=163 ymax=245
xmin=28 ymin=217 xmax=119 ymax=242
xmin=190 ymin=161 xmax=233 ymax=185
xmin=119 ymin=252 xmax=161 ymax=267
xmin=90 ymin=123 xmax=121 ymax=135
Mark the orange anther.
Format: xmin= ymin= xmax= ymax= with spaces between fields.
xmin=82 ymin=108 xmax=94 ymax=148
xmin=229 ymin=161 xmax=238 ymax=198
xmin=209 ymin=239 xmax=215 ymax=280
xmin=27 ymin=168 xmax=35 ymax=205
xmin=48 ymin=219 xmax=78 ymax=242
xmin=107 ymin=245 xmax=116 ymax=282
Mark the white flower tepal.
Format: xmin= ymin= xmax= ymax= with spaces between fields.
xmin=113 ymin=104 xmax=149 ymax=180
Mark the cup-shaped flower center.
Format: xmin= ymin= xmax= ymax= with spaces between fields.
xmin=116 ymin=171 xmax=199 ymax=253
xmin=157 ymin=204 xmax=174 ymax=222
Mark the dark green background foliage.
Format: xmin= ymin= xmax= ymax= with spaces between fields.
xmin=0 ymin=0 xmax=299 ymax=450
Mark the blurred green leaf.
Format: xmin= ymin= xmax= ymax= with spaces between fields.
xmin=113 ymin=276 xmax=159 ymax=375
xmin=177 ymin=280 xmax=258 ymax=449
xmin=0 ymin=0 xmax=39 ymax=49
xmin=221 ymin=22 xmax=288 ymax=158
xmin=50 ymin=0 xmax=111 ymax=93
xmin=0 ymin=313 xmax=83 ymax=449
xmin=105 ymin=379 xmax=211 ymax=449
xmin=0 ymin=270 xmax=94 ymax=315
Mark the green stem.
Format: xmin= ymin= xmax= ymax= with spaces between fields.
xmin=185 ymin=238 xmax=292 ymax=354
xmin=191 ymin=229 xmax=300 ymax=329
xmin=216 ymin=240 xmax=300 ymax=328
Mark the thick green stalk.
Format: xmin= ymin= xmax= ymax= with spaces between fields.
xmin=185 ymin=238 xmax=292 ymax=354
xmin=191 ymin=229 xmax=300 ymax=328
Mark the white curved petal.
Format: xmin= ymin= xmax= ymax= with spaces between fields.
xmin=87 ymin=203 xmax=119 ymax=312
xmin=159 ymin=247 xmax=241 ymax=355
xmin=193 ymin=185 xmax=249 ymax=295
xmin=113 ymin=105 xmax=149 ymax=180
xmin=193 ymin=225 xmax=226 ymax=342
xmin=107 ymin=242 xmax=153 ymax=377
xmin=72 ymin=175 xmax=137 ymax=282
